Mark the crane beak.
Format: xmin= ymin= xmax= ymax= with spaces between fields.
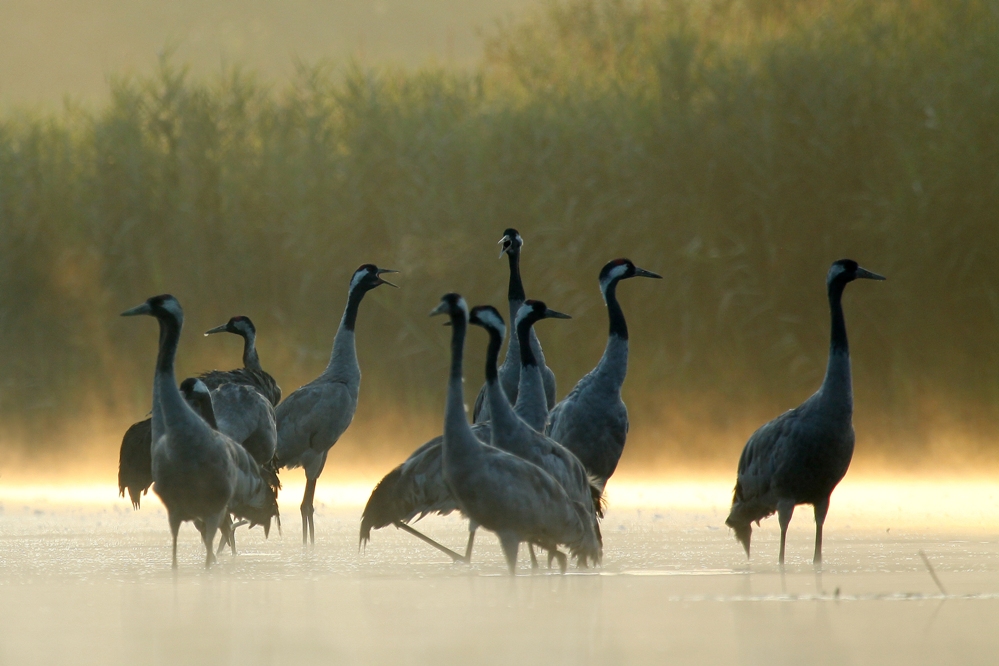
xmin=204 ymin=324 xmax=229 ymax=336
xmin=498 ymin=235 xmax=512 ymax=258
xmin=543 ymin=308 xmax=572 ymax=320
xmin=856 ymin=267 xmax=886 ymax=281
xmin=120 ymin=302 xmax=152 ymax=317
xmin=376 ymin=268 xmax=400 ymax=288
xmin=634 ymin=267 xmax=663 ymax=280
xmin=429 ymin=302 xmax=449 ymax=318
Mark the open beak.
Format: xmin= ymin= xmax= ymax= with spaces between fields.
xmin=204 ymin=324 xmax=229 ymax=336
xmin=429 ymin=301 xmax=449 ymax=317
xmin=120 ymin=302 xmax=152 ymax=317
xmin=543 ymin=308 xmax=572 ymax=320
xmin=856 ymin=267 xmax=886 ymax=281
xmin=498 ymin=235 xmax=511 ymax=259
xmin=376 ymin=268 xmax=400 ymax=288
xmin=634 ymin=267 xmax=663 ymax=279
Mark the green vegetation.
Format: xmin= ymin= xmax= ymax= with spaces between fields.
xmin=2 ymin=0 xmax=998 ymax=468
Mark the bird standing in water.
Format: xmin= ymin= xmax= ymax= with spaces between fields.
xmin=725 ymin=259 xmax=885 ymax=565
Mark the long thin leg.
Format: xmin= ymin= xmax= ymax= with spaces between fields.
xmin=551 ymin=550 xmax=567 ymax=574
xmin=529 ymin=545 xmax=539 ymax=570
xmin=498 ymin=533 xmax=519 ymax=575
xmin=813 ymin=497 xmax=830 ymax=565
xmin=301 ymin=478 xmax=317 ymax=546
xmin=777 ymin=500 xmax=795 ymax=567
xmin=217 ymin=514 xmax=234 ymax=556
xmin=202 ymin=512 xmax=222 ymax=569
xmin=169 ymin=512 xmax=182 ymax=570
xmin=464 ymin=523 xmax=477 ymax=563
xmin=394 ymin=521 xmax=468 ymax=563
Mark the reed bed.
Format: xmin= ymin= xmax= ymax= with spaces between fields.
xmin=1 ymin=0 xmax=997 ymax=467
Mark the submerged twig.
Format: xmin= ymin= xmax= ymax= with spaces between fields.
xmin=918 ymin=550 xmax=947 ymax=595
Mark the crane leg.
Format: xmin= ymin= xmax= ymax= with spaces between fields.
xmin=551 ymin=550 xmax=568 ymax=574
xmin=217 ymin=515 xmax=235 ymax=556
xmin=498 ymin=533 xmax=519 ymax=575
xmin=529 ymin=545 xmax=539 ymax=570
xmin=202 ymin=512 xmax=223 ymax=569
xmin=813 ymin=498 xmax=830 ymax=565
xmin=464 ymin=524 xmax=477 ymax=563
xmin=168 ymin=512 xmax=182 ymax=570
xmin=393 ymin=521 xmax=468 ymax=563
xmin=777 ymin=500 xmax=795 ymax=567
xmin=301 ymin=479 xmax=317 ymax=546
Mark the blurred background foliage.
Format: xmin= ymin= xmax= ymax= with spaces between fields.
xmin=1 ymin=0 xmax=998 ymax=472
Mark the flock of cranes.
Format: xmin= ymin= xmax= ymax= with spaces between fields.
xmin=118 ymin=229 xmax=885 ymax=572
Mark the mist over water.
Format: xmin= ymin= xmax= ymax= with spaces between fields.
xmin=2 ymin=479 xmax=998 ymax=664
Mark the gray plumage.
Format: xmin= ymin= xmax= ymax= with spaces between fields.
xmin=360 ymin=299 xmax=566 ymax=559
xmin=181 ymin=377 xmax=280 ymax=555
xmin=200 ymin=315 xmax=282 ymax=407
xmin=211 ymin=383 xmax=277 ymax=466
xmin=546 ymin=258 xmax=662 ymax=492
xmin=471 ymin=302 xmax=603 ymax=566
xmin=725 ymin=259 xmax=885 ymax=565
xmin=122 ymin=294 xmax=278 ymax=569
xmin=360 ymin=425 xmax=489 ymax=541
xmin=118 ymin=380 xmax=216 ymax=509
xmin=472 ymin=229 xmax=557 ymax=424
xmin=119 ymin=314 xmax=280 ymax=506
xmin=276 ymin=264 xmax=398 ymax=544
xmin=435 ymin=293 xmax=601 ymax=574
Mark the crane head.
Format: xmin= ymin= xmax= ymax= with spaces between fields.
xmin=205 ymin=315 xmax=256 ymax=338
xmin=517 ymin=300 xmax=572 ymax=328
xmin=430 ymin=293 xmax=468 ymax=322
xmin=469 ymin=305 xmax=506 ymax=339
xmin=351 ymin=264 xmax=399 ymax=292
xmin=598 ymin=258 xmax=662 ymax=294
xmin=121 ymin=294 xmax=183 ymax=322
xmin=828 ymin=259 xmax=886 ymax=285
xmin=498 ymin=228 xmax=523 ymax=258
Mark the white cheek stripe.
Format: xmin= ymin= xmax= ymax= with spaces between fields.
xmin=349 ymin=270 xmax=368 ymax=291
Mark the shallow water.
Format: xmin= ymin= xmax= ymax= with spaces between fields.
xmin=1 ymin=480 xmax=997 ymax=665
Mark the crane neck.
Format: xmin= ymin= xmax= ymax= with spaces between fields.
xmin=485 ymin=324 xmax=524 ymax=438
xmin=152 ymin=312 xmax=202 ymax=444
xmin=485 ymin=325 xmax=503 ymax=384
xmin=507 ymin=250 xmax=526 ymax=305
xmin=514 ymin=316 xmax=548 ymax=431
xmin=241 ymin=330 xmax=262 ymax=372
xmin=603 ymin=279 xmax=629 ymax=341
xmin=443 ymin=309 xmax=480 ymax=464
xmin=322 ymin=286 xmax=364 ymax=384
xmin=819 ymin=280 xmax=853 ymax=412
xmin=499 ymin=249 xmax=528 ymax=377
xmin=589 ymin=280 xmax=630 ymax=392
xmin=517 ymin=317 xmax=538 ymax=369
